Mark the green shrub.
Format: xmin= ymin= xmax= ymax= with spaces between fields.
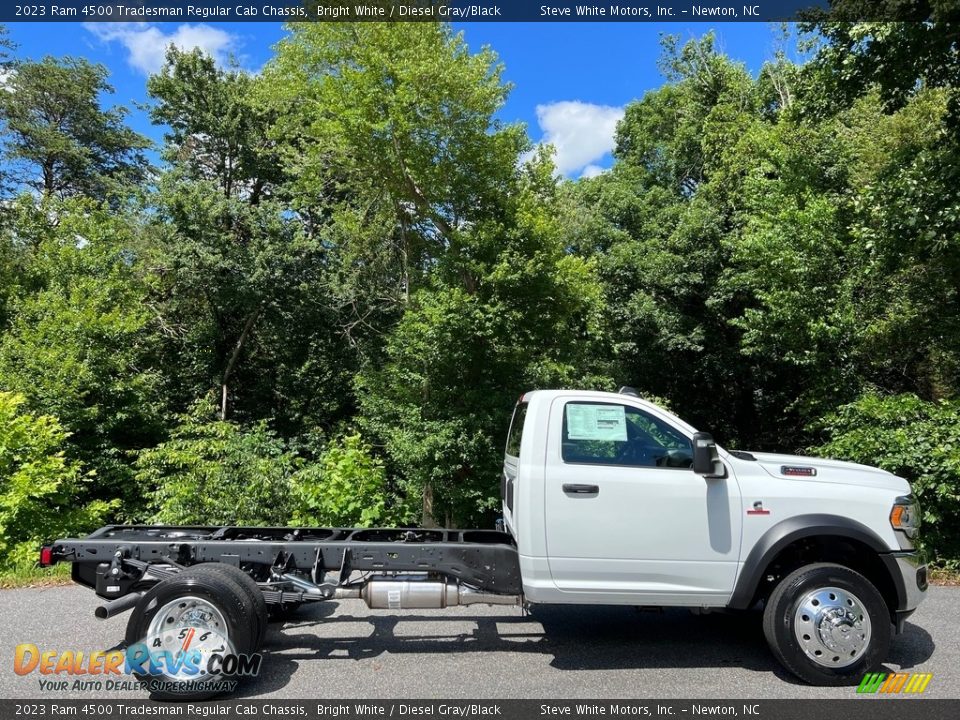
xmin=0 ymin=392 xmax=117 ymax=570
xmin=139 ymin=403 xmax=296 ymax=526
xmin=814 ymin=393 xmax=960 ymax=567
xmin=291 ymin=433 xmax=414 ymax=528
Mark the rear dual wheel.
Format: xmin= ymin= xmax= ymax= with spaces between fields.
xmin=125 ymin=564 xmax=267 ymax=700
xmin=186 ymin=563 xmax=268 ymax=646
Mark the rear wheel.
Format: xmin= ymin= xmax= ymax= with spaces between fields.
xmin=185 ymin=563 xmax=268 ymax=646
xmin=125 ymin=571 xmax=259 ymax=700
xmin=762 ymin=562 xmax=890 ymax=685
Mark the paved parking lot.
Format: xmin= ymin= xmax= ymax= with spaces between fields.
xmin=0 ymin=584 xmax=954 ymax=699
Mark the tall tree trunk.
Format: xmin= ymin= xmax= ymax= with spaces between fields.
xmin=220 ymin=307 xmax=261 ymax=420
xmin=421 ymin=483 xmax=438 ymax=528
xmin=42 ymin=157 xmax=55 ymax=196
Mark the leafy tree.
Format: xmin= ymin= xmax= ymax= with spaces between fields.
xmin=574 ymin=31 xmax=960 ymax=455
xmin=0 ymin=199 xmax=167 ymax=509
xmin=291 ymin=433 xmax=413 ymax=528
xmin=148 ymin=48 xmax=283 ymax=202
xmin=0 ymin=56 xmax=149 ymax=200
xmin=0 ymin=25 xmax=14 ymax=64
xmin=149 ymin=178 xmax=347 ymax=428
xmin=719 ymin=107 xmax=859 ymax=433
xmin=0 ymin=392 xmax=116 ymax=570
xmin=815 ymin=393 xmax=960 ymax=568
xmin=0 ymin=24 xmax=16 ymax=195
xmin=358 ymin=160 xmax=605 ymax=527
xmin=264 ymin=23 xmax=595 ymax=525
xmin=804 ymin=5 xmax=960 ymax=126
xmin=140 ymin=401 xmax=296 ymax=526
xmin=568 ymin=34 xmax=771 ymax=447
xmin=727 ymin=86 xmax=960 ymax=421
xmin=147 ymin=48 xmax=350 ymax=429
xmin=0 ymin=201 xmax=30 ymax=328
xmin=843 ymin=89 xmax=960 ymax=400
xmin=264 ymin=23 xmax=526 ymax=343
xmin=790 ymin=13 xmax=960 ymax=406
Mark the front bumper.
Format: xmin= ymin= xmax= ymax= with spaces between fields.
xmin=881 ymin=551 xmax=927 ymax=631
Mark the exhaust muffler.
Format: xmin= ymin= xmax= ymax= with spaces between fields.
xmin=334 ymin=576 xmax=520 ymax=610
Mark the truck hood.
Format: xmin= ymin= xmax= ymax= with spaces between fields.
xmin=741 ymin=451 xmax=910 ymax=493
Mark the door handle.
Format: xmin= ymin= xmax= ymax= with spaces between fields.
xmin=563 ymin=484 xmax=600 ymax=495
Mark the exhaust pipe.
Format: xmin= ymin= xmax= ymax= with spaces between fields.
xmin=95 ymin=592 xmax=143 ymax=620
xmin=334 ymin=576 xmax=521 ymax=610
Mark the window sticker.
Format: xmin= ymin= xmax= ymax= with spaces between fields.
xmin=566 ymin=403 xmax=628 ymax=442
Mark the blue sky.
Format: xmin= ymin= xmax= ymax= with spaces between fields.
xmin=4 ymin=21 xmax=795 ymax=177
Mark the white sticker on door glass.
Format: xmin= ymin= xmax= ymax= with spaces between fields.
xmin=565 ymin=404 xmax=628 ymax=442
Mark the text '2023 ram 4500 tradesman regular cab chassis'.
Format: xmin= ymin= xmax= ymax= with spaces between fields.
xmin=41 ymin=388 xmax=927 ymax=698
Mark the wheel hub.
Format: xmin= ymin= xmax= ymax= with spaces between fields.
xmin=793 ymin=586 xmax=871 ymax=668
xmin=147 ymin=596 xmax=226 ymax=636
xmin=143 ymin=595 xmax=233 ymax=680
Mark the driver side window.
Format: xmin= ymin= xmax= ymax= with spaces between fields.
xmin=561 ymin=401 xmax=693 ymax=469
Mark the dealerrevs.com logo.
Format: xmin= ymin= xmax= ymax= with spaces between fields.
xmin=857 ymin=672 xmax=933 ymax=695
xmin=14 ymin=627 xmax=262 ymax=694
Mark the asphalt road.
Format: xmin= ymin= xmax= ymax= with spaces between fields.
xmin=0 ymin=584 xmax=954 ymax=700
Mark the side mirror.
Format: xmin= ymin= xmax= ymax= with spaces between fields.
xmin=692 ymin=431 xmax=725 ymax=478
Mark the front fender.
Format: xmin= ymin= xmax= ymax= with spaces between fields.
xmin=728 ymin=514 xmax=889 ymax=609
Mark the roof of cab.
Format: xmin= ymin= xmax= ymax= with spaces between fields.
xmin=521 ymin=389 xmax=638 ymax=403
xmin=518 ymin=389 xmax=699 ymax=437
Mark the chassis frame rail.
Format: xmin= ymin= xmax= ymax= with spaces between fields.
xmin=49 ymin=525 xmax=523 ymax=597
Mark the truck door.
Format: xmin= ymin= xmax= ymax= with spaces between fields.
xmin=543 ymin=397 xmax=742 ymax=605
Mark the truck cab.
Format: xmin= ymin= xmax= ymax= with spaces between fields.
xmin=503 ymin=388 xmax=927 ymax=685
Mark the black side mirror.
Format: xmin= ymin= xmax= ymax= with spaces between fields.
xmin=692 ymin=431 xmax=724 ymax=477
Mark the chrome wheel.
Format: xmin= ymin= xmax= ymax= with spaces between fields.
xmin=793 ymin=586 xmax=871 ymax=668
xmin=147 ymin=595 xmax=228 ymax=639
xmin=145 ymin=595 xmax=233 ymax=680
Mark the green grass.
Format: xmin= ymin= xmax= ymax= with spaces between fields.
xmin=0 ymin=563 xmax=71 ymax=589
xmin=930 ymin=566 xmax=960 ymax=586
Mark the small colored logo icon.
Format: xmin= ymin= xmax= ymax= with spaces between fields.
xmin=857 ymin=672 xmax=933 ymax=694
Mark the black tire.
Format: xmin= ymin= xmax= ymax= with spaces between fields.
xmin=125 ymin=571 xmax=257 ymax=701
xmin=762 ymin=562 xmax=891 ymax=686
xmin=185 ymin=564 xmax=268 ymax=646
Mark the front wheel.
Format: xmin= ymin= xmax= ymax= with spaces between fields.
xmin=762 ymin=562 xmax=891 ymax=685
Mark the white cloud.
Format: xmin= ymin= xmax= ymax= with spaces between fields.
xmin=530 ymin=101 xmax=624 ymax=177
xmin=85 ymin=22 xmax=239 ymax=75
xmin=580 ymin=164 xmax=608 ymax=179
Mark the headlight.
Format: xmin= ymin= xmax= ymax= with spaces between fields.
xmin=890 ymin=494 xmax=921 ymax=539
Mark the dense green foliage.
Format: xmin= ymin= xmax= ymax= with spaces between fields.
xmin=138 ymin=402 xmax=297 ymax=526
xmin=1 ymin=19 xmax=960 ymax=569
xmin=0 ymin=392 xmax=115 ymax=570
xmin=816 ymin=394 xmax=960 ymax=568
xmin=0 ymin=56 xmax=148 ymax=199
xmin=0 ymin=199 xmax=166 ymax=508
xmin=291 ymin=434 xmax=412 ymax=528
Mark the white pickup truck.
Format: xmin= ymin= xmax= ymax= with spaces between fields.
xmin=501 ymin=388 xmax=926 ymax=686
xmin=44 ymin=387 xmax=927 ymax=698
